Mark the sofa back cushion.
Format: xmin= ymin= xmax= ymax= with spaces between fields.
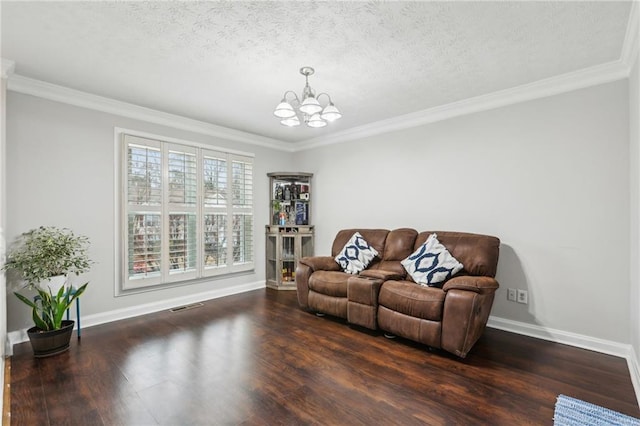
xmin=414 ymin=231 xmax=500 ymax=278
xmin=331 ymin=229 xmax=389 ymax=270
xmin=375 ymin=228 xmax=418 ymax=276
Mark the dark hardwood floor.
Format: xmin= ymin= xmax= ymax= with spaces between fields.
xmin=8 ymin=288 xmax=640 ymax=425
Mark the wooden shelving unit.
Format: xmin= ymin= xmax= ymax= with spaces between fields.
xmin=266 ymin=172 xmax=314 ymax=290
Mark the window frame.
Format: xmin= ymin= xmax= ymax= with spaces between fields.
xmin=115 ymin=128 xmax=255 ymax=295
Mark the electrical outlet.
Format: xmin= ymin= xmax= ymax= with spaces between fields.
xmin=517 ymin=289 xmax=528 ymax=304
xmin=507 ymin=288 xmax=517 ymax=302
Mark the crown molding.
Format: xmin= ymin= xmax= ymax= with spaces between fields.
xmin=5 ymin=9 xmax=636 ymax=157
xmin=294 ymin=59 xmax=630 ymax=152
xmin=6 ymin=74 xmax=294 ymax=152
xmin=621 ymin=1 xmax=639 ymax=71
xmin=0 ymin=58 xmax=15 ymax=79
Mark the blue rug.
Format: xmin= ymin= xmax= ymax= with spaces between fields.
xmin=554 ymin=395 xmax=640 ymax=425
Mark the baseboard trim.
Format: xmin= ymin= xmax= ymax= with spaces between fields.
xmin=7 ymin=280 xmax=265 ymax=352
xmin=487 ymin=316 xmax=631 ymax=358
xmin=627 ymin=346 xmax=640 ymax=408
xmin=488 ymin=316 xmax=640 ymax=407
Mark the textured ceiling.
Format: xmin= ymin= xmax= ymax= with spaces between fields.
xmin=0 ymin=1 xmax=633 ymax=143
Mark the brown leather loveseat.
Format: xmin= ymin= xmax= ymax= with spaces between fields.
xmin=295 ymin=228 xmax=500 ymax=358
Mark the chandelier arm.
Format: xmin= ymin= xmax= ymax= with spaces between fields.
xmin=282 ymin=90 xmax=301 ymax=106
xmin=315 ymin=93 xmax=334 ymax=106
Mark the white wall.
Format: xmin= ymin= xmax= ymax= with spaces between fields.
xmin=5 ymin=92 xmax=293 ymax=332
xmin=3 ymin=71 xmax=633 ymax=350
xmin=294 ymin=80 xmax=630 ymax=343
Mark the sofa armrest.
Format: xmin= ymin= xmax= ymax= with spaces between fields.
xmin=441 ymin=288 xmax=496 ymax=358
xmin=296 ymin=256 xmax=340 ymax=310
xmin=442 ymin=276 xmax=499 ymax=294
xmin=295 ymin=263 xmax=312 ymax=309
xmin=299 ymin=256 xmax=341 ymax=272
xmin=359 ymin=269 xmax=404 ymax=281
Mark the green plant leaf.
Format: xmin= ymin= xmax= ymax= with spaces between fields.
xmin=14 ymin=250 xmax=89 ymax=330
xmin=14 ymin=292 xmax=37 ymax=309
xmin=2 ymin=226 xmax=93 ymax=287
xmin=68 ymin=282 xmax=88 ymax=302
xmin=51 ymin=286 xmax=66 ymax=329
xmin=31 ymin=305 xmax=48 ymax=331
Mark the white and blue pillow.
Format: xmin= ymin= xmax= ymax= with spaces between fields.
xmin=335 ymin=232 xmax=379 ymax=274
xmin=401 ymin=233 xmax=464 ymax=287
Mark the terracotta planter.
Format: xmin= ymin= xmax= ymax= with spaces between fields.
xmin=27 ymin=320 xmax=74 ymax=358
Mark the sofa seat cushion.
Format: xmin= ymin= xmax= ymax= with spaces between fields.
xmin=309 ymin=271 xmax=350 ymax=297
xmin=379 ymin=280 xmax=445 ymax=321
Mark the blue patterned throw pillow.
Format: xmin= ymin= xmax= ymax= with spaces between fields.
xmin=401 ymin=233 xmax=464 ymax=287
xmin=335 ymin=232 xmax=379 ymax=274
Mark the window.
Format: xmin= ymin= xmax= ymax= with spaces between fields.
xmin=121 ymin=133 xmax=254 ymax=291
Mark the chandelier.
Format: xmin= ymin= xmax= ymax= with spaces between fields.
xmin=273 ymin=66 xmax=342 ymax=128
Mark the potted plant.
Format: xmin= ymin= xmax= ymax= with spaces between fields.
xmin=2 ymin=226 xmax=92 ymax=357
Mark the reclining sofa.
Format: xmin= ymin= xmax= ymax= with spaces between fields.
xmin=295 ymin=228 xmax=500 ymax=358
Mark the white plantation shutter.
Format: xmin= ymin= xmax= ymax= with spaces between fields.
xmin=126 ymin=137 xmax=163 ymax=285
xmin=202 ymin=150 xmax=228 ymax=274
xmin=168 ymin=149 xmax=197 ymax=205
xmin=232 ymin=213 xmax=252 ymax=265
xmin=231 ymin=158 xmax=252 ymax=208
xmin=203 ymin=154 xmax=227 ymax=207
xmin=231 ymin=157 xmax=253 ymax=266
xmin=122 ymin=134 xmax=254 ymax=290
xmin=127 ymin=144 xmax=162 ymax=205
xmin=204 ymin=213 xmax=227 ymax=268
xmin=166 ymin=144 xmax=198 ymax=282
xmin=128 ymin=213 xmax=162 ymax=281
xmin=168 ymin=213 xmax=197 ymax=277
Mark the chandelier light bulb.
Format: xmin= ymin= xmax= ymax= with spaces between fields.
xmin=307 ymin=113 xmax=327 ymax=128
xmin=320 ymin=103 xmax=342 ymax=122
xmin=299 ymin=96 xmax=322 ymax=115
xmin=273 ymin=66 xmax=341 ymax=129
xmin=274 ymin=101 xmax=296 ymax=118
xmin=280 ymin=116 xmax=301 ymax=127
